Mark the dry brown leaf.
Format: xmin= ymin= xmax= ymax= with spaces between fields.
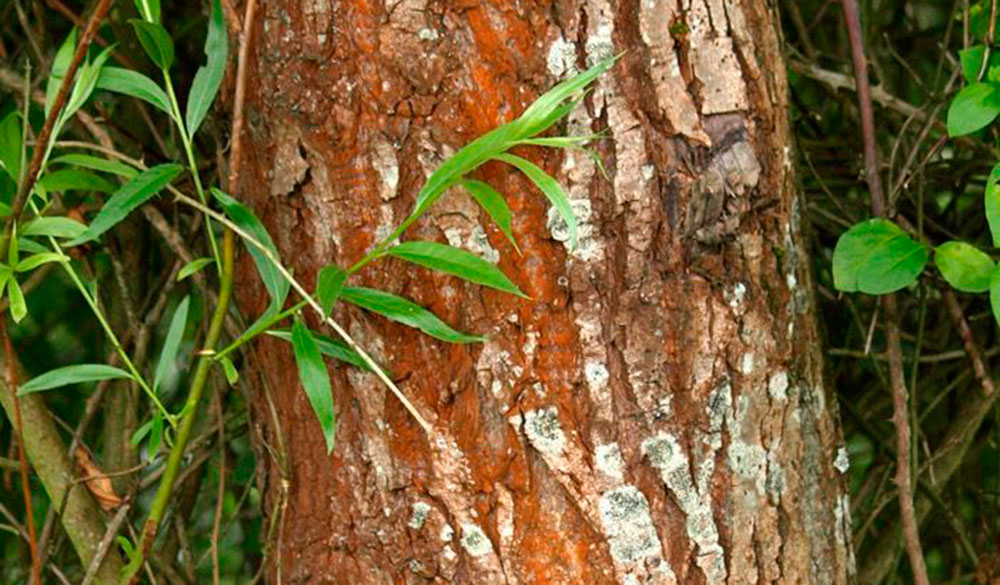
xmin=73 ymin=448 xmax=124 ymax=512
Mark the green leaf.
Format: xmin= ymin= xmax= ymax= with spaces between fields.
xmin=95 ymin=67 xmax=173 ymax=116
xmin=0 ymin=266 xmax=12 ymax=300
xmin=39 ymin=169 xmax=116 ymax=194
xmin=134 ymin=0 xmax=160 ymax=22
xmin=212 ymin=188 xmax=290 ymax=310
xmin=218 ymin=355 xmax=239 ymax=386
xmin=291 ymin=318 xmax=337 ymax=453
xmin=947 ymin=82 xmax=1000 ymax=136
xmin=17 ymin=238 xmax=49 ymax=255
xmin=49 ymin=154 xmax=138 ymax=179
xmin=316 ymin=265 xmax=346 ymax=317
xmin=8 ymin=279 xmax=26 ymax=323
xmin=19 ymin=364 xmax=133 ymax=395
xmin=16 ymin=253 xmax=68 ymax=272
xmin=934 ymin=241 xmax=995 ymax=293
xmin=129 ymin=20 xmax=175 ymax=70
xmin=66 ymin=163 xmax=184 ymax=246
xmin=46 ymin=29 xmax=78 ymax=117
xmin=185 ymin=0 xmax=228 ymax=136
xmin=832 ymin=218 xmax=929 ymax=294
xmin=9 ymin=224 xmax=18 ymax=267
xmin=495 ymin=153 xmax=577 ymax=249
xmin=990 ymin=268 xmax=1000 ymax=327
xmin=22 ymin=217 xmax=87 ymax=239
xmin=515 ymin=56 xmax=615 ymax=136
xmin=462 ymin=179 xmax=519 ymax=253
xmin=177 ymin=257 xmax=213 ymax=281
xmin=118 ymin=535 xmax=143 ymax=577
xmin=985 ymin=163 xmax=1000 ymax=248
xmin=63 ymin=44 xmax=116 ymax=123
xmin=387 ymin=241 xmax=526 ymax=297
xmin=0 ymin=112 xmax=22 ymax=182
xmin=154 ymin=295 xmax=190 ymax=392
xmin=130 ymin=413 xmax=163 ymax=457
xmin=266 ymin=330 xmax=369 ymax=370
xmin=341 ymin=286 xmax=483 ymax=343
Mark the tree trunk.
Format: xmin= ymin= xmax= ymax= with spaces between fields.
xmin=237 ymin=1 xmax=854 ymax=583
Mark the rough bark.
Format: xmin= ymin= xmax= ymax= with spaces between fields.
xmin=237 ymin=1 xmax=854 ymax=583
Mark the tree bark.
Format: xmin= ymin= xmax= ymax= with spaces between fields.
xmin=237 ymin=1 xmax=854 ymax=583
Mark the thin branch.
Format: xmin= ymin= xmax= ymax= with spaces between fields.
xmin=842 ymin=0 xmax=885 ymax=214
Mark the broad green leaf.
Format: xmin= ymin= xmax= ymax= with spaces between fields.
xmin=177 ymin=257 xmax=213 ymax=281
xmin=316 ymin=265 xmax=346 ymax=316
xmin=947 ymin=82 xmax=1000 ymax=136
xmin=341 ymin=286 xmax=483 ymax=343
xmin=49 ymin=154 xmax=138 ymax=179
xmin=16 ymin=253 xmax=68 ymax=272
xmin=387 ymin=240 xmax=526 ymax=297
xmin=291 ymin=318 xmax=337 ymax=453
xmin=219 ymin=355 xmax=239 ymax=385
xmin=462 ymin=179 xmax=518 ymax=253
xmin=934 ymin=241 xmax=995 ymax=292
xmin=985 ymin=163 xmax=1000 ymax=247
xmin=8 ymin=279 xmax=26 ymax=323
xmin=185 ymin=0 xmax=228 ymax=136
xmin=39 ymin=169 xmax=116 ymax=194
xmin=832 ymin=218 xmax=929 ymax=294
xmin=95 ymin=67 xmax=173 ymax=116
xmin=495 ymin=153 xmax=577 ymax=249
xmin=266 ymin=329 xmax=369 ymax=370
xmin=154 ymin=295 xmax=190 ymax=392
xmin=0 ymin=112 xmax=22 ymax=182
xmin=990 ymin=268 xmax=1000 ymax=327
xmin=46 ymin=29 xmax=78 ymax=117
xmin=212 ymin=188 xmax=290 ymax=310
xmin=66 ymin=163 xmax=184 ymax=245
xmin=18 ymin=364 xmax=133 ymax=395
xmin=129 ymin=20 xmax=175 ymax=70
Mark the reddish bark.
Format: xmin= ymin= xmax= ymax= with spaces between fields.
xmin=237 ymin=1 xmax=853 ymax=583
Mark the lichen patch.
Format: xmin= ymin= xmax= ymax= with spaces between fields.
xmin=459 ymin=523 xmax=494 ymax=558
xmin=598 ymin=486 xmax=663 ymax=564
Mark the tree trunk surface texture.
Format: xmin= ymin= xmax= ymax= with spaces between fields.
xmin=236 ymin=1 xmax=853 ymax=584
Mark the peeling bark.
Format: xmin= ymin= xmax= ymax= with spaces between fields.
xmin=237 ymin=1 xmax=853 ymax=583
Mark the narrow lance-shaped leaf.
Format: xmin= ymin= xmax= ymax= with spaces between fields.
xmin=515 ymin=56 xmax=616 ymax=137
xmin=133 ymin=0 xmax=160 ymax=23
xmin=291 ymin=318 xmax=337 ymax=453
xmin=40 ymin=169 xmax=116 ymax=194
xmin=185 ymin=0 xmax=227 ymax=136
xmin=19 ymin=364 xmax=134 ymax=395
xmin=129 ymin=20 xmax=175 ymax=70
xmin=495 ymin=153 xmax=577 ymax=250
xmin=177 ymin=257 xmax=213 ymax=281
xmin=0 ymin=266 xmax=12 ymax=299
xmin=154 ymin=295 xmax=190 ymax=392
xmin=95 ymin=67 xmax=173 ymax=117
xmin=316 ymin=265 xmax=346 ymax=317
xmin=62 ymin=44 xmax=117 ymax=124
xmin=49 ymin=154 xmax=139 ymax=179
xmin=266 ymin=330 xmax=369 ymax=371
xmin=341 ymin=287 xmax=483 ymax=343
xmin=8 ymin=279 xmax=26 ymax=323
xmin=387 ymin=241 xmax=527 ymax=298
xmin=212 ymin=188 xmax=290 ymax=310
xmin=0 ymin=112 xmax=22 ymax=182
xmin=16 ymin=253 xmax=68 ymax=272
xmin=66 ymin=163 xmax=184 ymax=246
xmin=22 ymin=217 xmax=87 ymax=239
xmin=218 ymin=355 xmax=239 ymax=386
xmin=46 ymin=29 xmax=78 ymax=117
xmin=462 ymin=179 xmax=519 ymax=253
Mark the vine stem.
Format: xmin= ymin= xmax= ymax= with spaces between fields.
xmin=841 ymin=1 xmax=929 ymax=583
xmin=172 ymin=193 xmax=434 ymax=435
xmin=129 ymin=228 xmax=235 ymax=584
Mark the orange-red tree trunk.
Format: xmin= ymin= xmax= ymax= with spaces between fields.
xmin=236 ymin=1 xmax=853 ymax=583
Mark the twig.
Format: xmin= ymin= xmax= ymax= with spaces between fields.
xmin=211 ymin=390 xmax=226 ymax=585
xmin=1 ymin=321 xmax=39 ymax=585
xmin=228 ymin=0 xmax=257 ymax=196
xmin=5 ymin=0 xmax=115 ymax=248
xmin=80 ymin=504 xmax=131 ymax=585
xmin=840 ymin=1 xmax=930 ymax=583
xmin=943 ymin=290 xmax=995 ymax=395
